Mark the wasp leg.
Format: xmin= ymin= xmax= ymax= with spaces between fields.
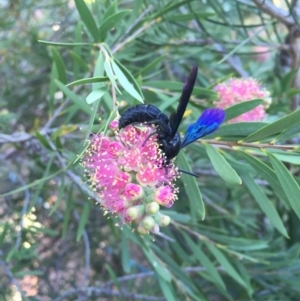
xmin=178 ymin=168 xmax=199 ymax=178
xmin=141 ymin=130 xmax=158 ymax=147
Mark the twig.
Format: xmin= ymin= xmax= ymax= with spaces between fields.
xmin=53 ymin=287 xmax=165 ymax=301
xmin=112 ymin=18 xmax=158 ymax=54
xmin=116 ymin=5 xmax=153 ymax=44
xmin=253 ymin=0 xmax=296 ymax=26
xmin=179 ymin=6 xmax=249 ymax=77
xmin=202 ymin=139 xmax=299 ymax=151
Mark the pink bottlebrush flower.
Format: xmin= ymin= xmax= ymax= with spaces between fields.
xmin=82 ymin=121 xmax=179 ymax=234
xmin=153 ymin=185 xmax=178 ymax=208
xmin=214 ymin=78 xmax=271 ymax=123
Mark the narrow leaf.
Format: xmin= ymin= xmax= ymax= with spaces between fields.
xmin=163 ymin=12 xmax=215 ymax=21
xmin=142 ymin=248 xmax=171 ymax=282
xmin=104 ymin=58 xmax=121 ymax=93
xmin=76 ymin=202 xmax=90 ymax=241
xmin=176 ymin=151 xmax=205 ymax=221
xmin=243 ymin=109 xmax=300 ymax=142
xmin=111 ymin=60 xmax=143 ymax=102
xmin=274 ymin=123 xmax=300 ymax=142
xmin=70 ymin=50 xmax=89 ymax=73
xmin=99 ymin=10 xmax=131 ymax=41
xmin=51 ymin=47 xmax=67 ymax=84
xmin=86 ymin=89 xmax=108 ymax=104
xmin=114 ymin=59 xmax=144 ymax=99
xmin=224 ymin=99 xmax=264 ymax=122
xmin=239 ymin=151 xmax=289 ymax=205
xmin=206 ymin=122 xmax=267 ymax=139
xmin=205 ymin=143 xmax=242 ymax=185
xmin=205 ymin=242 xmax=247 ymax=289
xmin=242 ymin=174 xmax=288 ymax=237
xmin=67 ymin=76 xmax=109 ymax=87
xmin=267 ymin=152 xmax=300 ymax=220
xmin=54 ymin=79 xmax=92 ymax=114
xmin=74 ymin=0 xmax=100 ymax=41
xmin=121 ymin=236 xmax=131 ymax=273
xmin=93 ymin=52 xmax=105 ymax=90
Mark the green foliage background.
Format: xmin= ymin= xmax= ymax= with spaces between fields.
xmin=1 ymin=0 xmax=300 ymax=300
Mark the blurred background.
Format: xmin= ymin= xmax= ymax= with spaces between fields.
xmin=1 ymin=0 xmax=300 ymax=300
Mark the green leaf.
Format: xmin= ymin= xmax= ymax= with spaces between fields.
xmin=205 ymin=122 xmax=267 ymax=139
xmin=73 ymin=22 xmax=84 ymax=79
xmin=205 ymin=242 xmax=248 ymax=289
xmin=267 ymin=152 xmax=300 ymax=220
xmin=224 ymin=99 xmax=264 ymax=122
xmin=76 ymin=202 xmax=90 ymax=241
xmin=281 ymin=69 xmax=297 ymax=93
xmin=62 ymin=186 xmax=73 ymax=238
xmin=99 ymin=10 xmax=131 ymax=41
xmin=49 ymin=62 xmax=58 ymax=115
xmin=35 ymin=131 xmax=51 ymax=150
xmin=111 ymin=60 xmax=143 ymax=102
xmin=0 ymin=222 xmax=9 ymax=246
xmin=176 ymin=151 xmax=205 ymax=221
xmin=151 ymin=0 xmax=196 ymax=20
xmin=243 ymin=109 xmax=300 ymax=142
xmin=241 ymin=174 xmax=288 ymax=237
xmin=51 ymin=46 xmax=67 ymax=84
xmin=205 ymin=143 xmax=242 ymax=185
xmin=50 ymin=125 xmax=77 ymax=140
xmin=86 ymin=89 xmax=108 ymax=104
xmin=162 ymin=12 xmax=215 ymax=21
xmin=274 ymin=123 xmax=300 ymax=142
xmin=74 ymin=0 xmax=100 ymax=41
xmin=239 ymin=151 xmax=289 ymax=205
xmin=158 ymin=278 xmax=177 ymax=301
xmin=70 ymin=50 xmax=89 ymax=73
xmin=104 ymin=58 xmax=121 ymax=93
xmin=273 ymin=152 xmax=300 ymax=165
xmin=114 ymin=59 xmax=144 ymax=100
xmin=146 ymin=80 xmax=217 ymax=99
xmin=93 ymin=52 xmax=105 ymax=90
xmin=137 ymin=55 xmax=166 ymax=76
xmin=54 ymin=79 xmax=92 ymax=114
xmin=121 ymin=236 xmax=131 ymax=273
xmin=187 ymin=239 xmax=226 ymax=290
xmin=102 ymin=0 xmax=117 ymax=21
xmin=38 ymin=40 xmax=93 ymax=46
xmin=105 ymin=264 xmax=121 ymax=292
xmin=143 ymin=248 xmax=171 ymax=282
xmin=67 ymin=76 xmax=109 ymax=87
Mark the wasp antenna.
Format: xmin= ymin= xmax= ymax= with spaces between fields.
xmin=178 ymin=168 xmax=199 ymax=178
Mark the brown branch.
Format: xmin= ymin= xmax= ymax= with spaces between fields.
xmin=253 ymin=0 xmax=296 ymax=26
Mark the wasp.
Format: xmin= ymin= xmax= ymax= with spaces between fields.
xmin=118 ymin=65 xmax=225 ymax=174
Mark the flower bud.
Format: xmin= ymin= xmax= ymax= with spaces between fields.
xmin=153 ymin=186 xmax=175 ymax=208
xmin=153 ymin=212 xmax=171 ymax=227
xmin=125 ymin=205 xmax=145 ymax=221
xmin=108 ymin=141 xmax=123 ymax=157
xmin=141 ymin=216 xmax=155 ymax=230
xmin=146 ymin=202 xmax=160 ymax=215
xmin=151 ymin=223 xmax=160 ymax=234
xmin=137 ymin=224 xmax=149 ymax=235
xmin=109 ymin=120 xmax=119 ymax=131
xmin=124 ymin=183 xmax=144 ymax=202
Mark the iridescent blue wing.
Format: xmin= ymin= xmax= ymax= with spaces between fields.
xmin=169 ymin=65 xmax=198 ymax=138
xmin=180 ymin=108 xmax=226 ymax=149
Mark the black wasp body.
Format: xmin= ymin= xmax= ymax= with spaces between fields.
xmin=118 ymin=65 xmax=225 ymax=168
xmin=119 ymin=104 xmax=181 ymax=161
